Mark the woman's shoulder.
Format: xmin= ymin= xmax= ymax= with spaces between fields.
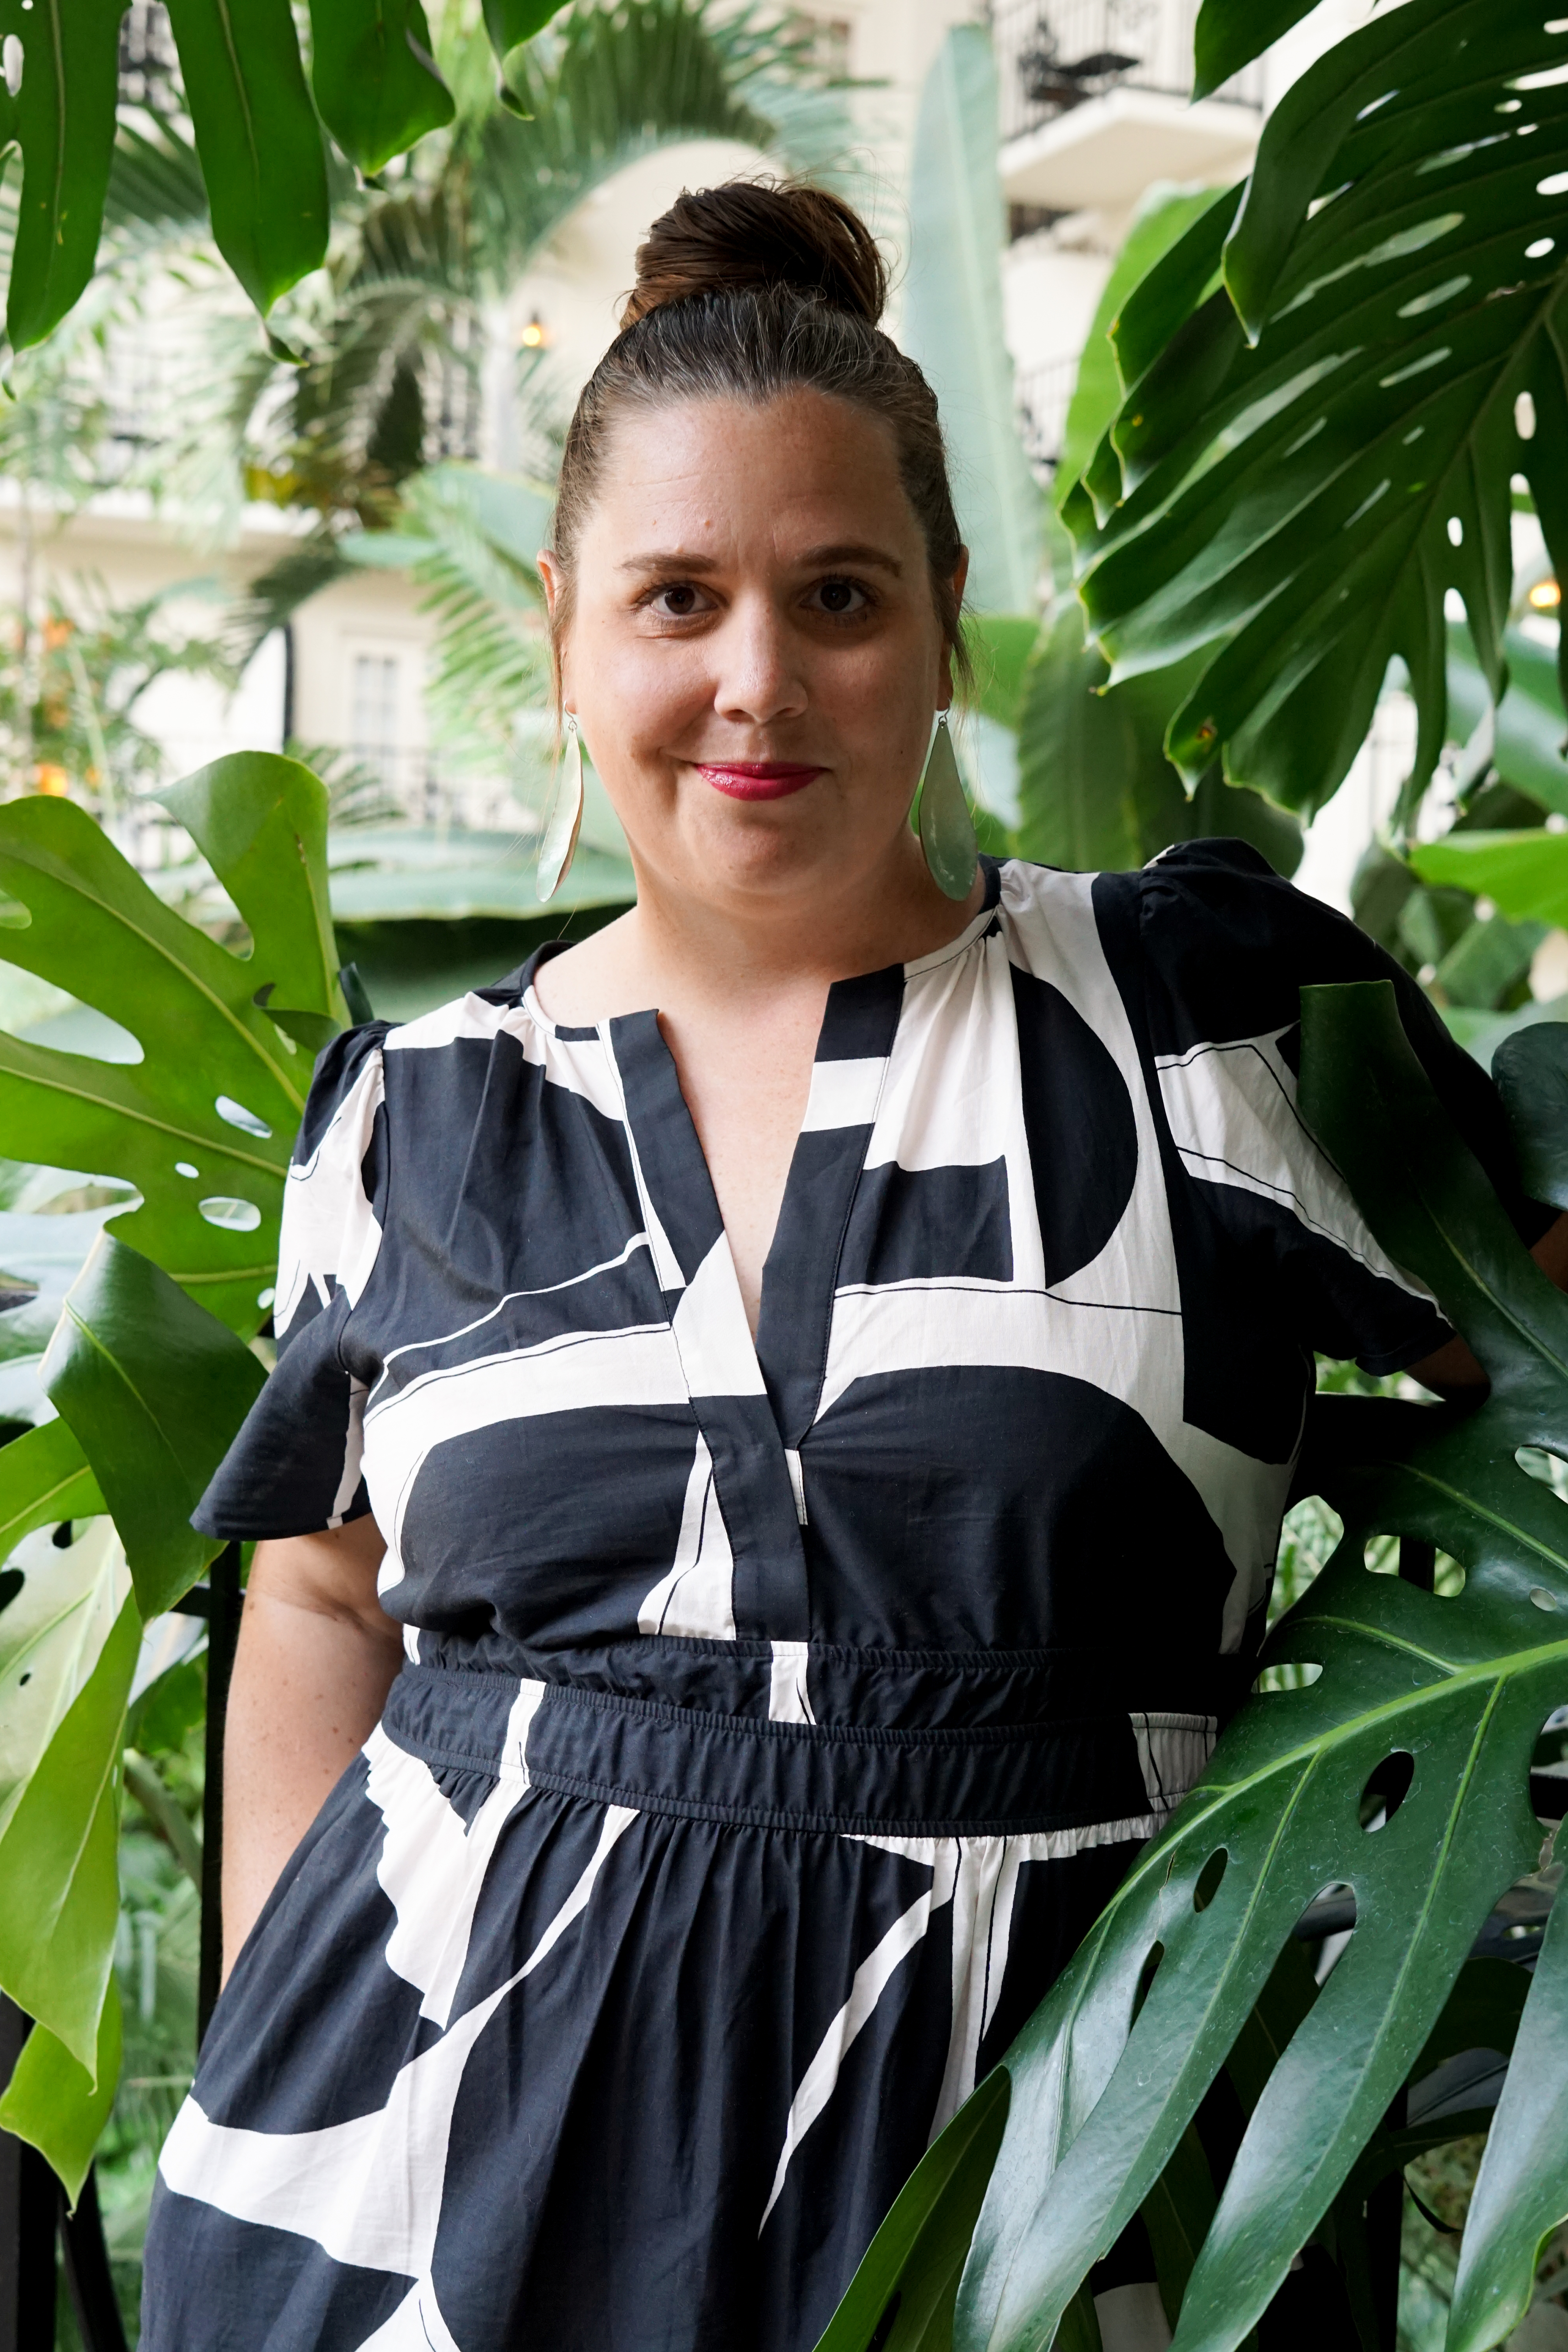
xmin=1001 ymin=839 xmax=1381 ymax=1050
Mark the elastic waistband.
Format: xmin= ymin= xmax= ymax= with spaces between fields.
xmin=381 ymin=1664 xmax=1215 ymax=1836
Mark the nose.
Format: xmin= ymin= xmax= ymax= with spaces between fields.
xmin=711 ymin=592 xmax=808 ymax=728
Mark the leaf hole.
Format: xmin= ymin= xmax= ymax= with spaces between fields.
xmin=0 ymin=1567 xmax=22 ymax=1615
xmin=214 ymin=1095 xmax=273 ymax=1141
xmin=1531 ymin=1587 xmax=1559 ymax=1612
xmin=257 ymin=1286 xmax=275 ymax=1310
xmin=867 ymin=2293 xmax=901 ymax=2352
xmin=1537 ymin=170 xmax=1568 ymax=196
xmin=1130 ymin=1940 xmax=1165 ymax=2029
xmin=1517 ymin=390 xmax=1539 ymax=438
xmin=1296 ymin=1882 xmax=1356 ymax=1982
xmin=1193 ymin=1849 xmax=1228 ymax=1913
xmin=198 ymin=1197 xmax=262 ymax=1232
xmin=1528 ymin=236 xmax=1557 ymax=258
xmin=1518 ymin=1447 xmax=1568 ymax=1502
xmin=51 ymin=1520 xmax=76 ymax=1549
xmin=0 ymin=890 xmax=30 ymax=929
xmin=174 ymin=1161 xmax=198 ymax=1179
xmin=1447 ymin=515 xmax=1464 ymax=546
xmin=1532 ymin=1706 xmax=1568 ymax=1820
xmin=1360 ymin=1751 xmax=1415 ymax=1832
xmin=1252 ymin=1661 xmax=1324 ymax=1693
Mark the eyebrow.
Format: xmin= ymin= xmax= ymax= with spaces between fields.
xmin=616 ymin=541 xmax=905 ymax=579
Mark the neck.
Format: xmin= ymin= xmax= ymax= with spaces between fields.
xmin=626 ymin=831 xmax=983 ymax=1002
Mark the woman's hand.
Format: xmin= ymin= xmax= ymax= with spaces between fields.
xmin=220 ymin=1513 xmax=403 ymax=1986
xmin=1405 ymin=1208 xmax=1568 ymax=1392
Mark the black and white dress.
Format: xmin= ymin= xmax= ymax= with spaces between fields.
xmin=141 ymin=845 xmax=1540 ymax=2352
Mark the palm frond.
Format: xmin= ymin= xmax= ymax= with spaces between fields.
xmin=228 ymin=534 xmax=354 ymax=662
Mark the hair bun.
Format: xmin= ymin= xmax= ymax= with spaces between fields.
xmin=621 ymin=180 xmax=888 ymax=332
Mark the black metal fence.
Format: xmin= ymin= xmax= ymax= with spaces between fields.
xmin=989 ymin=0 xmax=1266 ymax=145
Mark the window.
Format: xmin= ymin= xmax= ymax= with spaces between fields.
xmin=352 ymin=654 xmax=400 ymax=783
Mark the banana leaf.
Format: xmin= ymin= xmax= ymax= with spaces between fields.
xmin=822 ymin=977 xmax=1568 ymax=2351
xmin=900 ymin=26 xmax=1040 ymax=617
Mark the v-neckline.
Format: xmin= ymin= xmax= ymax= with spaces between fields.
xmin=518 ymin=868 xmax=1001 ymax=1442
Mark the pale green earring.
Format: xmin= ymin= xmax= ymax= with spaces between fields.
xmin=918 ymin=711 xmax=978 ymax=900
xmin=538 ymin=713 xmax=584 ymax=901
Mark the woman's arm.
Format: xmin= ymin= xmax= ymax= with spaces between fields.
xmin=221 ymin=1513 xmax=403 ymax=1983
xmin=1406 ymin=1208 xmax=1568 ymax=1392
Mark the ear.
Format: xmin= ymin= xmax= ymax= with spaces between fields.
xmin=536 ymin=547 xmax=562 ymax=618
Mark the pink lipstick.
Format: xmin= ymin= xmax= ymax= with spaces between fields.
xmin=696 ymin=761 xmax=824 ymax=801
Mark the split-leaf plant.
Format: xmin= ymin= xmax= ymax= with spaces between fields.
xmin=819 ymin=985 xmax=1568 ymax=2350
xmin=0 ymin=753 xmax=353 ymax=2198
xmin=1060 ymin=0 xmax=1568 ymax=828
xmin=0 ymin=0 xmax=563 ymax=354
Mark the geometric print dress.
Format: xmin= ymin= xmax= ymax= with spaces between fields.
xmin=139 ymin=843 xmax=1544 ymax=2351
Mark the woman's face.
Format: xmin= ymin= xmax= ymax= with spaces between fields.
xmin=538 ymin=388 xmax=964 ymax=918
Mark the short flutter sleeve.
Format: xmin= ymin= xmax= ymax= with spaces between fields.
xmin=1129 ymin=839 xmax=1552 ymax=1393
xmin=193 ymin=1023 xmax=391 ymax=1541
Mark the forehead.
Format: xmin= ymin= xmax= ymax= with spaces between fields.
xmin=581 ymin=388 xmax=919 ymax=559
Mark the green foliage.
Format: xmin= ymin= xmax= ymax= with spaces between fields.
xmin=0 ymin=756 xmax=345 ymax=1334
xmin=814 ymin=2071 xmax=1012 ymax=2352
xmin=0 ymin=0 xmax=123 ymax=354
xmin=0 ymin=1973 xmax=121 ymax=2209
xmin=1008 ymin=601 xmax=1302 ymax=878
xmin=0 ymin=752 xmax=356 ymax=2194
xmin=1190 ymin=0 xmax=1316 ymax=104
xmin=227 ymin=0 xmax=843 ymax=643
xmin=1448 ymin=1890 xmax=1568 ymax=2346
xmin=900 ymin=27 xmax=1039 ymax=616
xmin=0 ymin=0 xmax=570 ymax=345
xmin=0 ymin=1592 xmax=138 ymax=2072
xmin=162 ymin=0 xmax=329 ymax=321
xmin=1412 ymin=829 xmax=1568 ymax=932
xmin=308 ymin=0 xmax=455 ymax=178
xmin=0 ymin=584 xmax=236 ymax=809
xmin=824 ymin=981 xmax=1568 ymax=2350
xmin=42 ymin=1232 xmax=265 ymax=1620
xmin=1055 ymin=183 xmax=1232 ymax=503
xmin=1060 ymin=0 xmax=1568 ymax=823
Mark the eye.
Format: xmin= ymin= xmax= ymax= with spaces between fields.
xmin=807 ymin=576 xmax=871 ymax=617
xmin=645 ymin=582 xmax=714 ymax=618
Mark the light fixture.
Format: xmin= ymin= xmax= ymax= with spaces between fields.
xmin=519 ymin=312 xmax=548 ymax=349
xmin=1529 ymin=578 xmax=1562 ymax=610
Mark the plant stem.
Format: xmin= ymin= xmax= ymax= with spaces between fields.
xmin=123 ymin=1750 xmax=202 ymax=1887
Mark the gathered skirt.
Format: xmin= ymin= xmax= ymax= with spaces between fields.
xmin=140 ymin=1650 xmax=1212 ymax=2350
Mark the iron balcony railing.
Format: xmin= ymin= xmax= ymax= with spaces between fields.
xmin=990 ymin=0 xmax=1265 ymax=147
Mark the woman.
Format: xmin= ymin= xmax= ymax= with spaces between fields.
xmin=141 ymin=182 xmax=1561 ymax=2350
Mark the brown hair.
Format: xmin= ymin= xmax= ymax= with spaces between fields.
xmin=545 ymin=179 xmax=971 ymax=707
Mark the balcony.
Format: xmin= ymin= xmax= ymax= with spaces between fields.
xmin=992 ymin=0 xmax=1263 ymax=216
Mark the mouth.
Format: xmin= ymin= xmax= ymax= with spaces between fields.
xmin=695 ymin=761 xmax=825 ymax=802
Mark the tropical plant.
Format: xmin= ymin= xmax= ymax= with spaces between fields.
xmin=0 ymin=753 xmax=352 ymax=2205
xmin=1058 ymin=0 xmax=1568 ymax=831
xmin=0 ymin=0 xmax=563 ymax=356
xmin=0 ymin=580 xmax=235 ymax=809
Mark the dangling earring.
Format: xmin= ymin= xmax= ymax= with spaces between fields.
xmin=538 ymin=713 xmax=584 ymax=900
xmin=918 ymin=711 xmax=977 ymax=901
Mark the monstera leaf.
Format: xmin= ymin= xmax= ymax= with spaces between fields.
xmin=0 ymin=755 xmax=350 ymax=2191
xmin=0 ymin=752 xmax=342 ymax=1335
xmin=822 ymin=981 xmax=1568 ymax=2352
xmin=1060 ymin=0 xmax=1568 ymax=824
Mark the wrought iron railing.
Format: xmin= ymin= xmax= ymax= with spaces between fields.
xmin=990 ymin=0 xmax=1265 ymax=145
